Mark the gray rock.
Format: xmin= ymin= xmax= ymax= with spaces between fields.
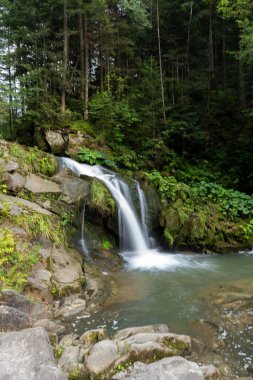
xmin=33 ymin=319 xmax=65 ymax=336
xmin=0 ymin=194 xmax=52 ymax=216
xmin=200 ymin=365 xmax=220 ymax=380
xmin=30 ymin=301 xmax=53 ymax=320
xmin=113 ymin=357 xmax=205 ymax=380
xmin=0 ymin=327 xmax=67 ymax=380
xmin=0 ymin=290 xmax=31 ymax=314
xmin=58 ymin=345 xmax=82 ymax=374
xmin=51 ymin=246 xmax=83 ymax=295
xmin=4 ymin=172 xmax=25 ymax=192
xmin=45 ymin=130 xmax=68 ymax=154
xmin=80 ymin=328 xmax=108 ymax=348
xmin=25 ymin=173 xmax=61 ymax=193
xmin=4 ymin=160 xmax=19 ymax=172
xmin=0 ymin=305 xmax=32 ymax=332
xmin=54 ymin=295 xmax=86 ymax=321
xmin=86 ymin=339 xmax=120 ymax=377
xmin=59 ymin=333 xmax=80 ymax=348
xmin=113 ymin=324 xmax=169 ymax=341
xmin=54 ymin=168 xmax=89 ymax=204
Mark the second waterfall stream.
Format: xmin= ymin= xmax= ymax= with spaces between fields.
xmin=59 ymin=157 xmax=197 ymax=271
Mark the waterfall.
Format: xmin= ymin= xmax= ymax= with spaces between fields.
xmin=60 ymin=157 xmax=148 ymax=254
xmin=59 ymin=157 xmax=188 ymax=270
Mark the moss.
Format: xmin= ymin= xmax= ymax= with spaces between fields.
xmin=164 ymin=229 xmax=174 ymax=247
xmin=89 ymin=178 xmax=116 ymax=216
xmin=2 ymin=141 xmax=57 ymax=177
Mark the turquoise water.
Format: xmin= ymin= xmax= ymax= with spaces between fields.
xmin=74 ymin=250 xmax=253 ymax=376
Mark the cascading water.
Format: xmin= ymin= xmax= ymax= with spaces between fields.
xmin=59 ymin=157 xmax=185 ymax=270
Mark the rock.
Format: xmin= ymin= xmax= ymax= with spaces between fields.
xmin=113 ymin=357 xmax=208 ymax=380
xmin=28 ymin=269 xmax=53 ymax=303
xmin=53 ymin=168 xmax=89 ymax=204
xmin=33 ymin=319 xmax=65 ymax=336
xmin=4 ymin=172 xmax=25 ymax=192
xmin=25 ymin=173 xmax=61 ymax=193
xmin=4 ymin=160 xmax=19 ymax=172
xmin=85 ymin=340 xmax=120 ymax=377
xmin=0 ymin=290 xmax=31 ymax=314
xmin=58 ymin=345 xmax=83 ymax=375
xmin=0 ymin=327 xmax=67 ymax=380
xmin=65 ymin=133 xmax=86 ymax=157
xmin=54 ymin=295 xmax=87 ymax=321
xmin=51 ymin=246 xmax=84 ymax=295
xmin=80 ymin=328 xmax=108 ymax=348
xmin=113 ymin=324 xmax=169 ymax=341
xmin=0 ymin=194 xmax=52 ymax=216
xmin=45 ymin=130 xmax=69 ymax=154
xmin=59 ymin=333 xmax=80 ymax=348
xmin=30 ymin=301 xmax=53 ymax=320
xmin=200 ymin=364 xmax=220 ymax=380
xmin=0 ymin=305 xmax=32 ymax=332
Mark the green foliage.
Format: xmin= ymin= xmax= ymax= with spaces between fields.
xmin=89 ymin=179 xmax=116 ymax=216
xmin=192 ymin=181 xmax=253 ymax=220
xmin=241 ymin=219 xmax=253 ymax=240
xmin=102 ymin=240 xmax=112 ymax=250
xmin=14 ymin=212 xmax=64 ymax=244
xmin=60 ymin=211 xmax=75 ymax=228
xmin=145 ymin=170 xmax=190 ymax=202
xmin=77 ymin=147 xmax=116 ymax=169
xmin=53 ymin=346 xmax=64 ymax=359
xmin=8 ymin=143 xmax=57 ymax=176
xmin=0 ymin=228 xmax=40 ymax=291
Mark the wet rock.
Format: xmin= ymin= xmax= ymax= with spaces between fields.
xmin=0 ymin=290 xmax=31 ymax=314
xmin=113 ymin=324 xmax=169 ymax=341
xmin=200 ymin=364 xmax=220 ymax=380
xmin=25 ymin=173 xmax=61 ymax=193
xmin=45 ymin=130 xmax=69 ymax=154
xmin=0 ymin=305 xmax=32 ymax=332
xmin=85 ymin=340 xmax=120 ymax=377
xmin=113 ymin=356 xmax=213 ymax=380
xmin=80 ymin=328 xmax=108 ymax=348
xmin=33 ymin=319 xmax=65 ymax=336
xmin=28 ymin=269 xmax=53 ymax=303
xmin=54 ymin=295 xmax=87 ymax=321
xmin=0 ymin=327 xmax=67 ymax=379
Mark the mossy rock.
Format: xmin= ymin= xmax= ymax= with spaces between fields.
xmin=89 ymin=178 xmax=116 ymax=217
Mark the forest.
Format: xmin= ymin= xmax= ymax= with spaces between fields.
xmin=0 ymin=0 xmax=252 ymax=193
xmin=1 ymin=1 xmax=253 ymax=379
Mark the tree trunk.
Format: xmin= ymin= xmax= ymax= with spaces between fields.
xmin=156 ymin=0 xmax=166 ymax=128
xmin=79 ymin=11 xmax=85 ymax=117
xmin=84 ymin=13 xmax=89 ymax=120
xmin=61 ymin=0 xmax=68 ymax=123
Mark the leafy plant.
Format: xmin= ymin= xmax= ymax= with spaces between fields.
xmin=102 ymin=240 xmax=112 ymax=250
xmin=0 ymin=228 xmax=40 ymax=291
xmin=77 ymin=147 xmax=116 ymax=169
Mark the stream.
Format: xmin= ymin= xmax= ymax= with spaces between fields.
xmin=60 ymin=158 xmax=253 ymax=378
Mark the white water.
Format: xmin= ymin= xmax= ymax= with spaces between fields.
xmin=59 ymin=157 xmax=204 ymax=271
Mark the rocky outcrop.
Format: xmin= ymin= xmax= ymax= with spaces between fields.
xmin=0 ymin=327 xmax=67 ymax=380
xmin=45 ymin=130 xmax=69 ymax=154
xmin=0 ymin=305 xmax=32 ymax=332
xmin=113 ymin=357 xmax=219 ymax=380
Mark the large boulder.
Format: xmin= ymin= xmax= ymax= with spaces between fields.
xmin=25 ymin=173 xmax=61 ymax=193
xmin=113 ymin=356 xmax=219 ymax=380
xmin=45 ymin=130 xmax=69 ymax=154
xmin=85 ymin=339 xmax=120 ymax=377
xmin=113 ymin=325 xmax=169 ymax=341
xmin=0 ymin=327 xmax=67 ymax=380
xmin=51 ymin=246 xmax=84 ymax=295
xmin=0 ymin=305 xmax=32 ymax=332
xmin=0 ymin=290 xmax=31 ymax=314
